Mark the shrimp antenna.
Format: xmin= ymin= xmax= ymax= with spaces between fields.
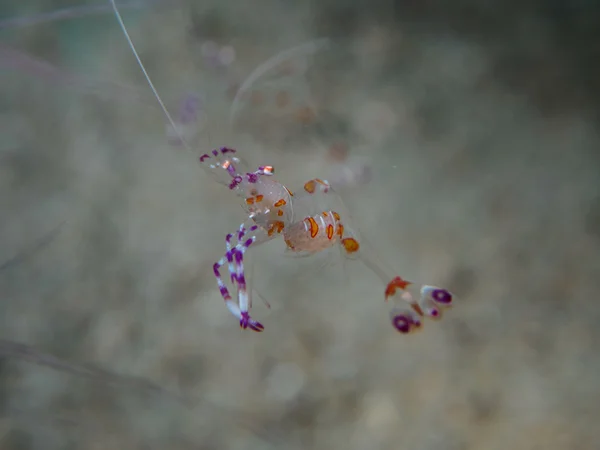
xmin=109 ymin=0 xmax=190 ymax=149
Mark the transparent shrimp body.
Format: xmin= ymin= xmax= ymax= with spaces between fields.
xmin=282 ymin=210 xmax=343 ymax=255
xmin=198 ymin=147 xmax=295 ymax=234
xmin=241 ymin=175 xmax=295 ymax=237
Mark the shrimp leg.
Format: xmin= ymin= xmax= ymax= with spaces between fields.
xmin=213 ymin=219 xmax=276 ymax=332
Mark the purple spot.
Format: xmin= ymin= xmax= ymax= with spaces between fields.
xmin=240 ymin=312 xmax=250 ymax=329
xmin=229 ymin=175 xmax=243 ymax=190
xmin=219 ymin=285 xmax=230 ymax=299
xmin=247 ymin=173 xmax=258 ymax=183
xmin=226 ymin=164 xmax=236 ymax=176
xmin=239 ymin=312 xmax=264 ymax=332
xmin=212 ymin=149 xmax=219 ymax=156
xmin=238 ymin=272 xmax=248 ymax=284
xmin=226 ymin=250 xmax=234 ymax=263
xmin=250 ymin=225 xmax=258 ymax=232
xmin=249 ymin=322 xmax=264 ymax=332
xmin=225 ymin=233 xmax=233 ymax=243
xmin=221 ymin=147 xmax=236 ymax=154
xmin=237 ymin=228 xmax=246 ymax=240
xmin=200 ymin=154 xmax=210 ymax=162
xmin=430 ymin=309 xmax=439 ymax=317
xmin=244 ymin=238 xmax=254 ymax=248
xmin=392 ymin=314 xmax=411 ymax=334
xmin=432 ymin=289 xmax=452 ymax=305
xmin=234 ymin=251 xmax=243 ymax=264
xmin=213 ymin=263 xmax=220 ymax=277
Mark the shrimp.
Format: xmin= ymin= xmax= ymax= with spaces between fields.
xmin=189 ymin=144 xmax=454 ymax=334
xmin=109 ymin=0 xmax=455 ymax=334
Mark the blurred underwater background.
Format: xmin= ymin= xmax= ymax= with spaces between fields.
xmin=0 ymin=1 xmax=599 ymax=449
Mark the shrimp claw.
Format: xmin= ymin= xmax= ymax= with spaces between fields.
xmin=385 ymin=277 xmax=455 ymax=333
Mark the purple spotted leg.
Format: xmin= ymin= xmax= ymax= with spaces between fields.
xmin=213 ymin=230 xmax=239 ymax=325
xmin=213 ymin=221 xmax=273 ymax=332
xmin=231 ymin=228 xmax=261 ymax=330
xmin=199 ymin=147 xmax=247 ymax=178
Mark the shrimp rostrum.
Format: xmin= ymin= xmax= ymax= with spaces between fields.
xmin=200 ymin=148 xmax=455 ymax=334
xmin=108 ymin=0 xmax=455 ymax=335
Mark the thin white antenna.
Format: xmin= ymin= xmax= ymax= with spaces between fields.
xmin=109 ymin=0 xmax=190 ymax=149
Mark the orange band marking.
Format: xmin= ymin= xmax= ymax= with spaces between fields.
xmin=304 ymin=180 xmax=316 ymax=194
xmin=341 ymin=237 xmax=360 ymax=254
xmin=268 ymin=220 xmax=285 ymax=236
xmin=384 ymin=276 xmax=412 ymax=300
xmin=326 ymin=224 xmax=334 ymax=240
xmin=306 ymin=217 xmax=319 ymax=238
